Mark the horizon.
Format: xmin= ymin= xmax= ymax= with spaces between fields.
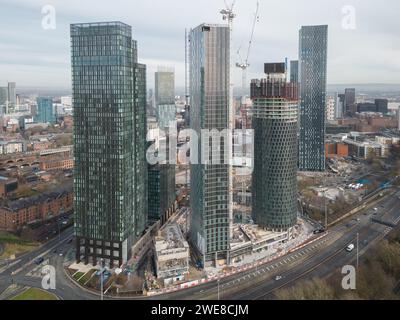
xmin=1 ymin=0 xmax=400 ymax=88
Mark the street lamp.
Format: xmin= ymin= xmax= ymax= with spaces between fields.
xmin=100 ymin=258 xmax=105 ymax=301
xmin=356 ymin=233 xmax=359 ymax=269
xmin=217 ymin=278 xmax=220 ymax=300
xmin=57 ymin=218 xmax=61 ymax=243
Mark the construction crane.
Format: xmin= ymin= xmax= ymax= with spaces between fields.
xmin=220 ymin=0 xmax=237 ymax=240
xmin=220 ymin=0 xmax=236 ymax=130
xmin=236 ymin=0 xmax=260 ymax=93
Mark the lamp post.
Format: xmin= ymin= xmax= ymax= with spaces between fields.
xmin=217 ymin=278 xmax=220 ymax=300
xmin=324 ymin=189 xmax=328 ymax=230
xmin=100 ymin=258 xmax=105 ymax=301
xmin=356 ymin=233 xmax=359 ymax=269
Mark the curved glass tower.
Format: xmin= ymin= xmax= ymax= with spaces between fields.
xmin=251 ymin=64 xmax=298 ymax=231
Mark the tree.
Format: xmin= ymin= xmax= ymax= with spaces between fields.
xmin=275 ymin=278 xmax=335 ymax=300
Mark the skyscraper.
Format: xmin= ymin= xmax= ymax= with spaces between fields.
xmin=147 ymin=162 xmax=176 ymax=224
xmin=375 ymin=99 xmax=388 ymax=114
xmin=189 ymin=23 xmax=231 ymax=266
xmin=344 ymin=88 xmax=356 ymax=116
xmin=338 ymin=93 xmax=345 ymax=118
xmin=0 ymin=87 xmax=7 ymax=115
xmin=298 ymin=25 xmax=328 ymax=172
xmin=290 ymin=60 xmax=298 ymax=84
xmin=7 ymin=82 xmax=16 ymax=108
xmin=155 ymin=67 xmax=176 ymax=129
xmin=326 ymin=95 xmax=336 ymax=121
xmin=251 ymin=63 xmax=298 ymax=231
xmin=71 ymin=22 xmax=147 ymax=267
xmin=153 ymin=67 xmax=176 ymax=224
xmin=35 ymin=97 xmax=56 ymax=124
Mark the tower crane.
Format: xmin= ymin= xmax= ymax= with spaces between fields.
xmin=236 ymin=0 xmax=260 ymax=93
xmin=220 ymin=0 xmax=236 ymax=241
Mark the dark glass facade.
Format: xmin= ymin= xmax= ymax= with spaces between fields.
xmin=290 ymin=60 xmax=299 ymax=84
xmin=344 ymin=88 xmax=356 ymax=116
xmin=251 ymin=68 xmax=298 ymax=231
xmin=298 ymin=25 xmax=328 ymax=172
xmin=71 ymin=22 xmax=147 ymax=267
xmin=35 ymin=97 xmax=56 ymax=124
xmin=189 ymin=24 xmax=231 ymax=265
xmin=148 ymin=163 xmax=176 ymax=223
xmin=154 ymin=68 xmax=176 ymax=213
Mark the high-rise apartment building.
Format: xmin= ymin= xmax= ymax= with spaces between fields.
xmin=148 ymin=163 xmax=176 ymax=224
xmin=326 ymin=95 xmax=336 ymax=121
xmin=7 ymin=82 xmax=16 ymax=108
xmin=290 ymin=60 xmax=298 ymax=83
xmin=375 ymin=99 xmax=388 ymax=114
xmin=0 ymin=87 xmax=7 ymax=115
xmin=251 ymin=63 xmax=298 ymax=231
xmin=71 ymin=22 xmax=147 ymax=267
xmin=298 ymin=25 xmax=328 ymax=172
xmin=35 ymin=97 xmax=56 ymax=124
xmin=189 ymin=23 xmax=231 ymax=266
xmin=344 ymin=88 xmax=356 ymax=116
xmin=155 ymin=67 xmax=176 ymax=129
xmin=153 ymin=67 xmax=176 ymax=224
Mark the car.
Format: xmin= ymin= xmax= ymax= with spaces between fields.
xmin=34 ymin=257 xmax=44 ymax=265
xmin=346 ymin=244 xmax=355 ymax=252
xmin=313 ymin=228 xmax=325 ymax=234
xmin=275 ymin=276 xmax=283 ymax=281
xmin=59 ymin=253 xmax=63 ymax=257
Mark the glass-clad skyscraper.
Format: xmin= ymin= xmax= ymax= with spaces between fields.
xmin=189 ymin=24 xmax=231 ymax=266
xmin=0 ymin=87 xmax=8 ymax=115
xmin=251 ymin=63 xmax=298 ymax=231
xmin=290 ymin=60 xmax=299 ymax=84
xmin=153 ymin=67 xmax=176 ymax=215
xmin=298 ymin=25 xmax=328 ymax=172
xmin=71 ymin=22 xmax=147 ymax=267
xmin=35 ymin=97 xmax=56 ymax=124
xmin=155 ymin=67 xmax=176 ymax=129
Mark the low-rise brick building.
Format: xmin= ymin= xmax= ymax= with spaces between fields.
xmin=39 ymin=158 xmax=74 ymax=171
xmin=325 ymin=142 xmax=349 ymax=159
xmin=0 ymin=186 xmax=73 ymax=231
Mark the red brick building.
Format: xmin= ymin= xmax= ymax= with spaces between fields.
xmin=39 ymin=158 xmax=74 ymax=171
xmin=325 ymin=142 xmax=349 ymax=159
xmin=0 ymin=187 xmax=73 ymax=231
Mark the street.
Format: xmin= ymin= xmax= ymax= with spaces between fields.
xmin=1 ymin=188 xmax=399 ymax=300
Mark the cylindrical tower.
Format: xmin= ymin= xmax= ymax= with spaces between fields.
xmin=251 ymin=64 xmax=298 ymax=232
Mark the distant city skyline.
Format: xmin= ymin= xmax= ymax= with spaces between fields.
xmin=1 ymin=0 xmax=400 ymax=89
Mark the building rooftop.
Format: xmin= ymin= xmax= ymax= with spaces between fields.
xmin=155 ymin=223 xmax=189 ymax=252
xmin=2 ymin=185 xmax=73 ymax=212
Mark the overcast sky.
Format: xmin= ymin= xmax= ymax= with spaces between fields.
xmin=1 ymin=0 xmax=400 ymax=90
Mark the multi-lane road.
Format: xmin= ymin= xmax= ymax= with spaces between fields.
xmin=1 ymin=188 xmax=399 ymax=300
xmin=154 ymin=188 xmax=400 ymax=300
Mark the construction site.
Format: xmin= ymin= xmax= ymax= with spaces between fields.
xmin=154 ymin=223 xmax=190 ymax=285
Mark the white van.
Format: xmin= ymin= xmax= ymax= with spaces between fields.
xmin=346 ymin=244 xmax=355 ymax=252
